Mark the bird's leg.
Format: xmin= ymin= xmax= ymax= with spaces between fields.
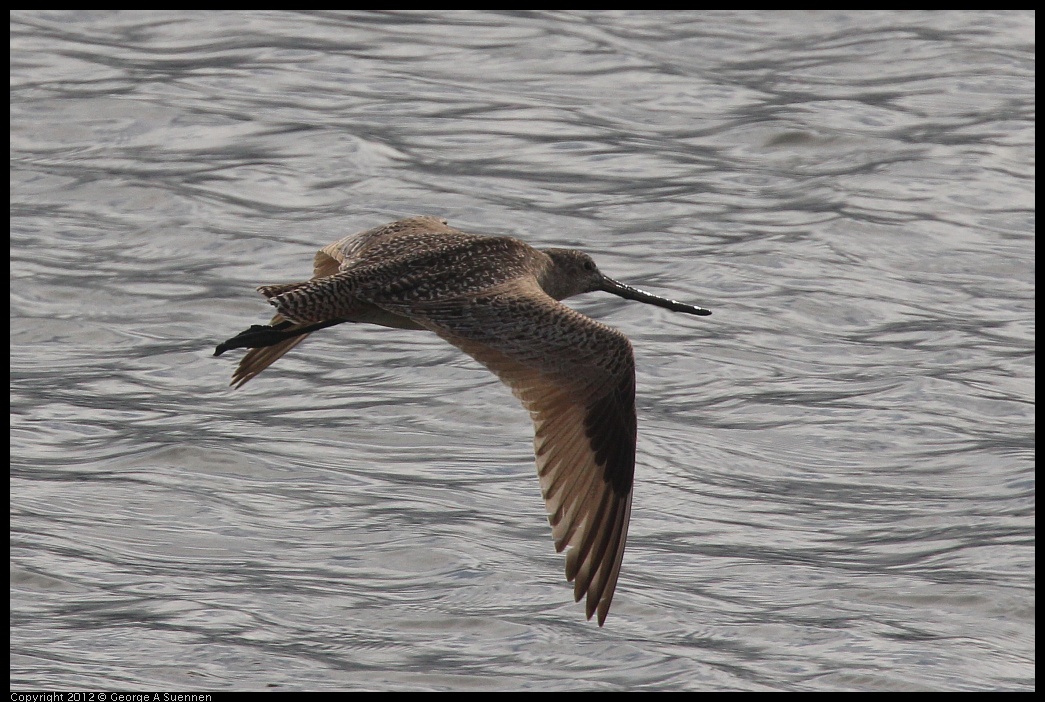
xmin=213 ymin=319 xmax=347 ymax=356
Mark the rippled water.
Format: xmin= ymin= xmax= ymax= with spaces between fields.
xmin=11 ymin=10 xmax=1034 ymax=691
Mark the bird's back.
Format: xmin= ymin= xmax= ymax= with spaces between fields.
xmin=317 ymin=215 xmax=484 ymax=274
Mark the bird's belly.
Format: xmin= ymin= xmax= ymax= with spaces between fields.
xmin=348 ymin=303 xmax=426 ymax=330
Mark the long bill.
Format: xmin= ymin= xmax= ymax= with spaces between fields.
xmin=600 ymin=276 xmax=711 ymax=316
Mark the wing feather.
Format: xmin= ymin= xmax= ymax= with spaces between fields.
xmin=230 ymin=216 xmax=455 ymax=386
xmin=381 ymin=286 xmax=636 ymax=625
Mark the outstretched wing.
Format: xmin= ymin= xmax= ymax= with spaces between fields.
xmin=392 ymin=285 xmax=636 ymax=625
xmin=254 ymin=236 xmax=638 ymax=625
xmin=316 ymin=215 xmax=472 ymax=270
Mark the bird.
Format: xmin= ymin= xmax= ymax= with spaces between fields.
xmin=214 ymin=215 xmax=711 ymax=625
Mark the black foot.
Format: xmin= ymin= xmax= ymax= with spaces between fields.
xmin=214 ymin=318 xmax=347 ymax=356
xmin=214 ymin=322 xmax=295 ymax=356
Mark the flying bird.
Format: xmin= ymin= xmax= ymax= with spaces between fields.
xmin=215 ymin=216 xmax=711 ymax=625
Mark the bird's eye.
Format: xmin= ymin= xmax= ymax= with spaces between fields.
xmin=584 ymin=260 xmax=595 ymax=271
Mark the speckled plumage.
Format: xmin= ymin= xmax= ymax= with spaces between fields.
xmin=216 ymin=215 xmax=711 ymax=626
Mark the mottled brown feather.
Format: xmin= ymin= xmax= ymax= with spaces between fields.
xmin=217 ymin=215 xmax=708 ymax=626
xmin=230 ymin=216 xmax=454 ymax=386
xmin=378 ymin=288 xmax=635 ymax=626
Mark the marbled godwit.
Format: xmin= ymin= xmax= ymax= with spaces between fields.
xmin=215 ymin=216 xmax=711 ymax=626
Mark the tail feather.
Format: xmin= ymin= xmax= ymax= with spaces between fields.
xmin=257 ymin=281 xmax=311 ymax=298
xmin=260 ymin=274 xmax=357 ymax=325
xmin=229 ymin=314 xmax=313 ymax=388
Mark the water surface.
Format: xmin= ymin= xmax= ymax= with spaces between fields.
xmin=10 ymin=10 xmax=1034 ymax=691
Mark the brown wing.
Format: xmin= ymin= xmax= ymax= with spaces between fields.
xmin=395 ymin=285 xmax=637 ymax=626
xmin=230 ymin=216 xmax=464 ymax=387
xmin=316 ymin=215 xmax=469 ymax=270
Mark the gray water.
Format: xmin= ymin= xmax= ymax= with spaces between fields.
xmin=10 ymin=10 xmax=1034 ymax=692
